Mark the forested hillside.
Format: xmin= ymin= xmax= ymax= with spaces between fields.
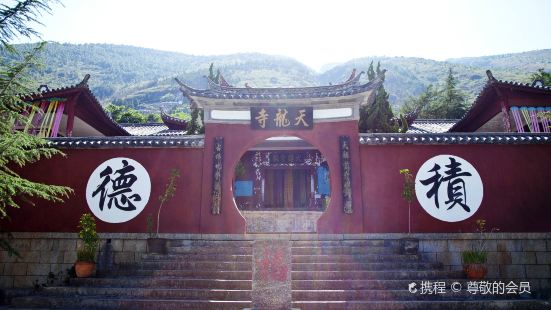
xmin=5 ymin=43 xmax=549 ymax=112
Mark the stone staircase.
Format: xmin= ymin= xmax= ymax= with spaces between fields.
xmin=290 ymin=239 xmax=548 ymax=310
xmin=7 ymin=240 xmax=254 ymax=309
xmin=4 ymin=238 xmax=550 ymax=309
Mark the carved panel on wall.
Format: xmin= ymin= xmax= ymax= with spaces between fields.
xmin=211 ymin=137 xmax=224 ymax=214
xmin=340 ymin=136 xmax=353 ymax=214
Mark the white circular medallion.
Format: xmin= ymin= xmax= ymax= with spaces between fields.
xmin=415 ymin=155 xmax=483 ymax=222
xmin=86 ymin=157 xmax=150 ymax=223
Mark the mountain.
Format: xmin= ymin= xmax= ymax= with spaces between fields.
xmin=6 ymin=43 xmax=550 ymax=112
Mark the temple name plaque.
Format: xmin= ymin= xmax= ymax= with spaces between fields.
xmin=251 ymin=107 xmax=313 ymax=130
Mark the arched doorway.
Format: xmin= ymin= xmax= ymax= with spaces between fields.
xmin=232 ymin=136 xmax=331 ymax=233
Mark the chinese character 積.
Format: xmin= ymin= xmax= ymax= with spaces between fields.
xmin=442 ymin=157 xmax=472 ymax=212
xmin=419 ymin=163 xmax=443 ymax=208
xmin=255 ymin=108 xmax=269 ymax=128
xmin=92 ymin=160 xmax=141 ymax=211
xmin=294 ymin=109 xmax=309 ymax=127
xmin=274 ymin=108 xmax=290 ymax=127
xmin=419 ymin=157 xmax=472 ymax=212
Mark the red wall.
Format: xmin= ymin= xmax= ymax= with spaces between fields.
xmin=200 ymin=121 xmax=364 ymax=234
xmin=3 ymin=137 xmax=551 ymax=234
xmin=4 ymin=148 xmax=204 ymax=233
xmin=360 ymin=144 xmax=551 ymax=233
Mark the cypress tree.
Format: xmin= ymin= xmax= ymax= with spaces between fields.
xmin=1 ymin=0 xmax=73 ymax=254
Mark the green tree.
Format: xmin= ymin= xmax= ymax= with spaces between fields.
xmin=367 ymin=61 xmax=375 ymax=82
xmin=439 ymin=68 xmax=467 ymax=119
xmin=401 ymin=68 xmax=467 ymax=119
xmin=1 ymin=0 xmax=72 ymax=253
xmin=104 ymin=103 xmax=146 ymax=123
xmin=531 ymin=68 xmax=551 ymax=86
xmin=146 ymin=113 xmax=161 ymax=122
xmin=359 ymin=61 xmax=397 ymax=133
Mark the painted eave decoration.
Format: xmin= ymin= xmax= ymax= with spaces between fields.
xmin=22 ymin=74 xmax=129 ymax=137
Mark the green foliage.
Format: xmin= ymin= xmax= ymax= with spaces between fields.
xmin=77 ymin=213 xmax=98 ymax=262
xmin=399 ymin=169 xmax=414 ymax=204
xmin=187 ymin=105 xmax=204 ymax=134
xmin=156 ymin=169 xmax=180 ymax=234
xmin=461 ymin=219 xmax=499 ymax=265
xmin=462 ymin=250 xmax=487 ymax=264
xmin=146 ymin=113 xmax=161 ymax=122
xmin=104 ymin=103 xmax=146 ymax=123
xmin=531 ymin=68 xmax=551 ymax=86
xmin=359 ymin=61 xmax=398 ymax=133
xmin=0 ymin=0 xmax=55 ymax=49
xmin=367 ymin=61 xmax=375 ymax=81
xmin=159 ymin=169 xmax=180 ymax=205
xmin=401 ymin=69 xmax=468 ymax=119
xmin=2 ymin=43 xmax=546 ymax=112
xmin=0 ymin=0 xmax=72 ymax=224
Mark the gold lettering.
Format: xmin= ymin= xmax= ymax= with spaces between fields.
xmin=274 ymin=108 xmax=290 ymax=127
xmin=255 ymin=108 xmax=269 ymax=128
xmin=294 ymin=109 xmax=309 ymax=127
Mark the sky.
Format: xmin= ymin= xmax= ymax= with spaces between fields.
xmin=15 ymin=0 xmax=551 ymax=71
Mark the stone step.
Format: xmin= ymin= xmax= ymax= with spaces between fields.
xmin=70 ymin=277 xmax=252 ymax=289
xmin=292 ymin=300 xmax=550 ymax=310
xmin=292 ymin=254 xmax=419 ymax=263
xmin=169 ymin=246 xmax=253 ymax=255
xmin=10 ymin=296 xmax=251 ymax=310
xmin=140 ymin=253 xmax=252 ymax=262
xmin=292 ymin=289 xmax=527 ymax=301
xmin=292 ymin=246 xmax=396 ymax=255
xmin=134 ymin=261 xmax=252 ymax=271
xmin=292 ymin=270 xmax=464 ymax=281
xmin=293 ymin=279 xmax=472 ymax=290
xmin=168 ymin=240 xmax=253 ymax=247
xmin=291 ymin=240 xmax=394 ymax=247
xmin=41 ymin=286 xmax=250 ymax=300
xmin=114 ymin=269 xmax=252 ymax=279
xmin=292 ymin=261 xmax=440 ymax=272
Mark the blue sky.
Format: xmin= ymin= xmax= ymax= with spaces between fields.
xmin=18 ymin=0 xmax=551 ymax=71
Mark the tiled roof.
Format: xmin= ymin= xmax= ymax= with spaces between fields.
xmin=23 ymin=75 xmax=129 ymax=136
xmin=360 ymin=133 xmax=551 ymax=145
xmin=120 ymin=123 xmax=188 ymax=136
xmin=449 ymin=70 xmax=551 ymax=132
xmin=48 ymin=136 xmax=204 ymax=148
xmin=407 ymin=119 xmax=458 ymax=134
xmin=177 ymin=69 xmax=385 ymax=101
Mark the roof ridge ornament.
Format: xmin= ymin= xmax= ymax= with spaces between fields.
xmin=77 ymin=74 xmax=91 ymax=87
xmin=532 ymin=80 xmax=544 ymax=87
xmin=37 ymin=84 xmax=50 ymax=93
xmin=486 ymin=70 xmax=497 ymax=82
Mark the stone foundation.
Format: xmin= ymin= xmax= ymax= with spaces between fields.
xmin=1 ymin=232 xmax=550 ymax=297
xmin=242 ymin=211 xmax=322 ymax=233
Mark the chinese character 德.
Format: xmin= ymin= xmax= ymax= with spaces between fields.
xmin=294 ymin=109 xmax=309 ymax=127
xmin=274 ymin=108 xmax=290 ymax=127
xmin=255 ymin=108 xmax=269 ymax=128
xmin=92 ymin=160 xmax=141 ymax=211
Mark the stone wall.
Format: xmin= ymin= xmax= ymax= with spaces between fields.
xmin=0 ymin=232 xmax=148 ymax=288
xmin=1 ymin=232 xmax=550 ymax=297
xmin=416 ymin=233 xmax=551 ymax=297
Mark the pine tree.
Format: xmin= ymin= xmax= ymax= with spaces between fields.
xmin=367 ymin=61 xmax=375 ymax=82
xmin=400 ymin=69 xmax=467 ymax=119
xmin=0 ymin=0 xmax=72 ymax=224
xmin=359 ymin=61 xmax=397 ymax=133
xmin=440 ymin=68 xmax=467 ymax=119
xmin=365 ymin=85 xmax=395 ymax=133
